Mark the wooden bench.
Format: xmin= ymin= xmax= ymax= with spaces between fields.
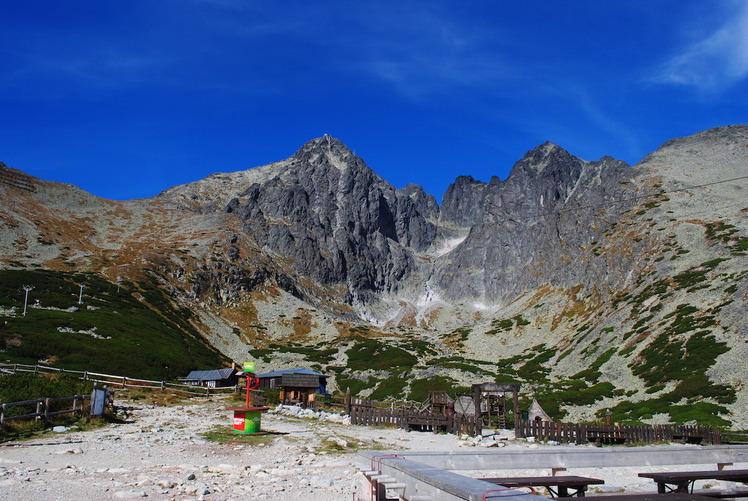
xmin=638 ymin=469 xmax=748 ymax=494
xmin=479 ymin=475 xmax=604 ymax=497
xmin=585 ymin=494 xmax=717 ymax=501
xmin=693 ymin=488 xmax=748 ymax=498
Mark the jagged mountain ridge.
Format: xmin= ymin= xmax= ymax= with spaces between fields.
xmin=159 ymin=135 xmax=637 ymax=317
xmin=1 ymin=126 xmax=746 ymax=427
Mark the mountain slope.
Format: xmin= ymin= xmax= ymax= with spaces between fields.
xmin=1 ymin=126 xmax=746 ymax=428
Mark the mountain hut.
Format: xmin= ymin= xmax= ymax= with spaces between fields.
xmin=180 ymin=368 xmax=240 ymax=388
xmin=256 ymin=368 xmax=329 ymax=408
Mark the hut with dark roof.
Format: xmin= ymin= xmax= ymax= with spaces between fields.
xmin=256 ymin=368 xmax=328 ymax=408
xmin=180 ymin=368 xmax=240 ymax=388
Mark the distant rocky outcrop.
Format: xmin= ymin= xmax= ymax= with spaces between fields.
xmin=433 ymin=142 xmax=634 ymax=304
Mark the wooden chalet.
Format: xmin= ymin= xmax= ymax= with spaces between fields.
xmin=180 ymin=368 xmax=240 ymax=388
xmin=256 ymin=368 xmax=328 ymax=408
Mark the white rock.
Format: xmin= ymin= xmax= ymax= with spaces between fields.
xmin=268 ymin=467 xmax=295 ymax=476
xmin=55 ymin=448 xmax=83 ymax=455
xmin=594 ymin=485 xmax=627 ymax=493
xmin=328 ymin=437 xmax=348 ymax=449
xmin=309 ymin=475 xmax=334 ymax=488
xmin=157 ymin=479 xmax=177 ymax=489
xmin=113 ymin=490 xmax=147 ymax=499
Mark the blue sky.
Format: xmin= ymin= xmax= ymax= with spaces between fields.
xmin=2 ymin=1 xmax=747 ymax=201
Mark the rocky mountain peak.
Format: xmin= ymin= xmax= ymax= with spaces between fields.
xmin=509 ymin=141 xmax=580 ymax=179
xmin=290 ymin=134 xmax=363 ymax=174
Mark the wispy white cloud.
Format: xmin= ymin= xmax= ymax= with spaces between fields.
xmin=341 ymin=5 xmax=515 ymax=100
xmin=4 ymin=46 xmax=171 ymax=96
xmin=650 ymin=1 xmax=748 ymax=91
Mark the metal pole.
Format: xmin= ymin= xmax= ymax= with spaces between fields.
xmin=22 ymin=285 xmax=33 ymax=316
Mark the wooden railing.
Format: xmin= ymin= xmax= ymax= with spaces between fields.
xmin=0 ymin=395 xmax=90 ymax=428
xmin=0 ymin=363 xmax=238 ymax=397
xmin=345 ymin=396 xmax=482 ymax=435
xmin=516 ymin=419 xmax=722 ymax=445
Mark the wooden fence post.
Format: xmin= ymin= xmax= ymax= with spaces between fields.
xmin=578 ymin=423 xmax=587 ymax=445
xmin=36 ymin=400 xmax=44 ymax=423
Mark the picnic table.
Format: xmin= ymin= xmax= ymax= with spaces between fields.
xmin=638 ymin=469 xmax=748 ymax=494
xmin=479 ymin=475 xmax=604 ymax=497
xmin=586 ymin=494 xmax=717 ymax=501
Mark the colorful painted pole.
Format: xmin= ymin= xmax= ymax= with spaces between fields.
xmin=228 ymin=361 xmax=269 ymax=434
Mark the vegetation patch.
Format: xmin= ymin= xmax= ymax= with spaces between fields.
xmin=515 ymin=345 xmax=556 ymax=383
xmin=201 ymin=425 xmax=275 ymax=445
xmin=440 ymin=327 xmax=471 ymax=349
xmin=432 ymin=357 xmax=496 ymax=377
xmin=601 ymin=396 xmax=732 ymax=428
xmin=344 ymin=337 xmax=417 ymax=371
xmin=0 ymin=270 xmax=226 ymax=380
xmin=572 ymin=347 xmax=617 ymax=383
xmin=408 ymin=376 xmax=468 ymax=402
xmin=486 ymin=315 xmax=530 ymax=335
xmin=704 ymin=220 xmax=747 ymax=254
xmin=0 ymin=372 xmax=93 ymax=406
xmin=330 ymin=369 xmax=377 ymax=396
xmin=249 ymin=342 xmax=337 ymax=365
xmin=368 ymin=376 xmax=409 ymax=401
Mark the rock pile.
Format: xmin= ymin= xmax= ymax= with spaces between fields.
xmin=271 ymin=404 xmax=351 ymax=425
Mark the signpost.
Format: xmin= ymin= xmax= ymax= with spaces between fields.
xmin=227 ymin=361 xmax=269 ymax=434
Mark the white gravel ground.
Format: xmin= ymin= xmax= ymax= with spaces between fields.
xmin=1 ymin=396 xmax=746 ymax=500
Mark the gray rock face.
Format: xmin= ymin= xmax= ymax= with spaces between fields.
xmin=165 ymin=136 xmax=635 ymax=311
xmin=440 ymin=175 xmax=488 ymax=227
xmin=221 ymin=135 xmax=437 ymax=302
xmin=153 ymin=132 xmax=644 ymax=315
xmin=433 ymin=142 xmax=633 ymax=304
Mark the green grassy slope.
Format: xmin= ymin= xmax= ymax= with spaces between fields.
xmin=0 ymin=269 xmax=228 ymax=380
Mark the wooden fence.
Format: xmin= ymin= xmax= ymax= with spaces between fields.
xmin=345 ymin=397 xmax=483 ymax=435
xmin=516 ymin=419 xmax=722 ymax=445
xmin=1 ymin=395 xmax=90 ymax=429
xmin=0 ymin=363 xmax=238 ymax=398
